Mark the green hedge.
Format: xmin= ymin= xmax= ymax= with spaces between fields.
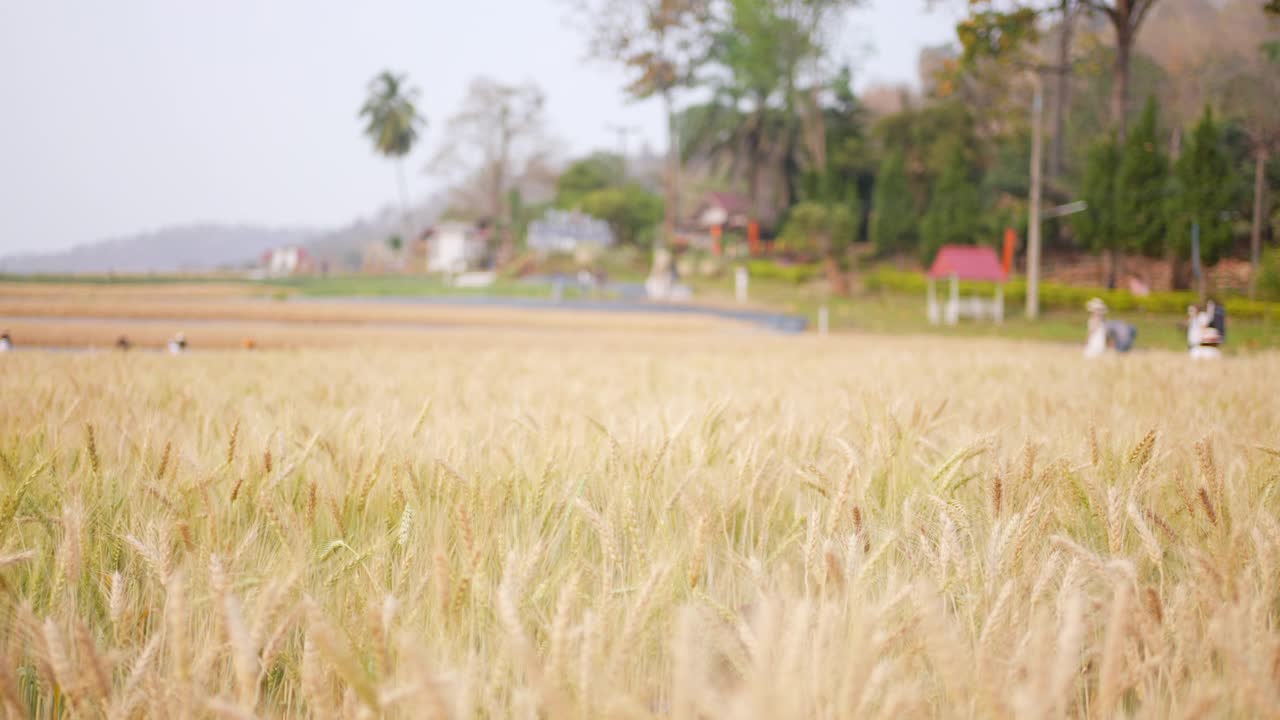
xmin=864 ymin=268 xmax=1278 ymax=320
xmin=746 ymin=260 xmax=822 ymax=284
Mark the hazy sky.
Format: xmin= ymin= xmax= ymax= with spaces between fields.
xmin=0 ymin=1 xmax=958 ymax=255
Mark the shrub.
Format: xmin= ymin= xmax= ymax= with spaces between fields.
xmin=1258 ymin=248 xmax=1280 ymax=302
xmin=746 ymin=260 xmax=822 ymax=284
xmin=864 ymin=267 xmax=1279 ymax=319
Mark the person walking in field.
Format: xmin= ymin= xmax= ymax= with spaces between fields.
xmin=0 ymin=330 xmax=11 ymax=352
xmin=167 ymin=332 xmax=187 ymax=355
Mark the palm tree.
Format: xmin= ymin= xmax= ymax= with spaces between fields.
xmin=359 ymin=71 xmax=425 ymax=262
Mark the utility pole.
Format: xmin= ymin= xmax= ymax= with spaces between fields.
xmin=1026 ymin=72 xmax=1045 ymax=320
xmin=608 ymin=124 xmax=639 ymax=179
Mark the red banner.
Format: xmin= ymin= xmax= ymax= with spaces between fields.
xmin=1002 ymin=228 xmax=1017 ymax=276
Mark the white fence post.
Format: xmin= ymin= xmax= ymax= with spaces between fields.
xmin=947 ymin=274 xmax=960 ymax=326
xmin=928 ymin=278 xmax=939 ymax=325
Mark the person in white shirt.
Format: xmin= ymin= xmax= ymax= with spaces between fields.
xmin=167 ymin=332 xmax=187 ymax=355
xmin=1191 ymin=326 xmax=1222 ymax=359
xmin=0 ymin=330 xmax=11 ymax=352
xmin=1186 ymin=306 xmax=1203 ymax=350
xmin=1084 ymin=299 xmax=1108 ymax=358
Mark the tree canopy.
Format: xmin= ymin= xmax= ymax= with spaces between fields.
xmin=359 ymin=71 xmax=423 ymax=160
xmin=431 ymin=0 xmax=1280 ymax=291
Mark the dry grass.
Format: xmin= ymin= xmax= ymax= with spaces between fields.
xmin=1 ymin=335 xmax=1278 ymax=718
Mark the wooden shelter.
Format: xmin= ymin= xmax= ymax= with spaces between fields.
xmin=927 ymin=245 xmax=1007 ymax=325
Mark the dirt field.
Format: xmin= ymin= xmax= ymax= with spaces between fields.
xmin=0 ymin=290 xmax=753 ymax=350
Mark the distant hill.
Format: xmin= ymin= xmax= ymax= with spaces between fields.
xmin=0 ymin=224 xmax=317 ymax=274
xmin=306 ymin=195 xmax=448 ymax=271
xmin=0 ymin=193 xmax=448 ymax=275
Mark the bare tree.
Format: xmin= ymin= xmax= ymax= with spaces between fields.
xmin=1079 ymin=0 xmax=1162 ymax=142
xmin=566 ymin=0 xmax=714 ymax=245
xmin=429 ymin=77 xmax=555 ymax=263
xmin=1049 ymin=0 xmax=1079 ymax=181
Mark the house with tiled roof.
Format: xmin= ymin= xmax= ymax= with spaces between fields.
xmin=927 ymin=245 xmax=1008 ymax=325
xmin=691 ymin=191 xmax=753 ymax=231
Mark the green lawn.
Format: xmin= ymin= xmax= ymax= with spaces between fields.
xmin=689 ymin=275 xmax=1280 ymax=352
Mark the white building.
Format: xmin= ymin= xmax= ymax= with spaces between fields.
xmin=526 ymin=210 xmax=614 ymax=254
xmin=425 ymin=222 xmax=488 ymax=273
xmin=261 ymin=246 xmax=309 ymax=277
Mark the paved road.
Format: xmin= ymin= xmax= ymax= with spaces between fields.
xmin=292 ymin=295 xmax=809 ymax=334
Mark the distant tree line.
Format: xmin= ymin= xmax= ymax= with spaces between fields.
xmin=361 ymin=0 xmax=1280 ymax=297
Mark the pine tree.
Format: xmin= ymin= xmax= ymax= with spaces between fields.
xmin=870 ymin=149 xmax=917 ymax=256
xmin=1074 ymin=137 xmax=1122 ymax=257
xmin=1116 ymin=96 xmax=1169 ymax=259
xmin=1166 ymin=106 xmax=1237 ymax=268
xmin=920 ymin=142 xmax=983 ymax=262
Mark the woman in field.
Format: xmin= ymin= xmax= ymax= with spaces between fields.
xmin=1186 ymin=304 xmax=1224 ymax=359
xmin=1186 ymin=305 xmax=1204 ymax=349
xmin=1084 ymin=300 xmax=1108 ymax=357
xmin=1084 ymin=299 xmax=1137 ymax=357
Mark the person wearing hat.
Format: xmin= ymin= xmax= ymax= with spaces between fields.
xmin=1084 ymin=298 xmax=1137 ymax=357
xmin=1084 ymin=299 xmax=1108 ymax=357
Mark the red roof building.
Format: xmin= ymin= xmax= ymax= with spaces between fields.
xmin=691 ymin=191 xmax=753 ymax=231
xmin=927 ymin=245 xmax=1007 ymax=282
xmin=926 ymin=245 xmax=1007 ymax=325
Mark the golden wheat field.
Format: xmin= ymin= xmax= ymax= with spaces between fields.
xmin=1 ymin=334 xmax=1278 ymax=718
